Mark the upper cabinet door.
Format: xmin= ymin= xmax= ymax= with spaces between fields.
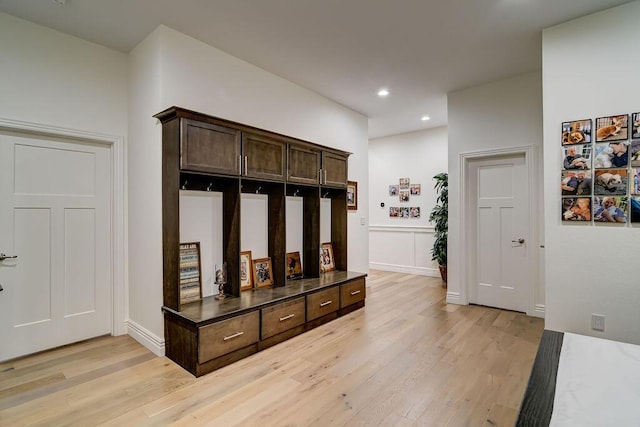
xmin=322 ymin=151 xmax=348 ymax=188
xmin=180 ymin=118 xmax=241 ymax=175
xmin=288 ymin=144 xmax=320 ymax=185
xmin=242 ymin=133 xmax=286 ymax=181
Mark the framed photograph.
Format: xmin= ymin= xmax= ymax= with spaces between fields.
xmin=594 ymin=141 xmax=628 ymax=168
xmin=389 ymin=206 xmax=399 ymax=217
xmin=347 ymin=180 xmax=358 ymax=211
xmin=631 ymin=197 xmax=640 ymax=223
xmin=631 ymin=140 xmax=640 ymax=167
xmin=562 ymin=144 xmax=591 ymax=170
xmin=400 ymin=207 xmax=409 ymax=218
xmin=561 ymin=170 xmax=591 ymax=196
xmin=399 ymin=190 xmax=409 ymax=202
xmin=399 ymin=177 xmax=410 ymax=189
xmin=594 ymin=169 xmax=627 ymax=196
xmin=179 ymin=242 xmax=202 ymax=304
xmin=562 ymin=197 xmax=591 ymax=222
xmin=252 ymin=257 xmax=273 ymax=287
xmin=633 ymin=113 xmax=640 ymax=139
xmin=239 ymin=250 xmax=253 ymax=291
xmin=596 ymin=115 xmax=628 ymax=142
xmin=410 ymin=206 xmax=421 ymax=218
xmin=320 ymin=242 xmax=335 ymax=272
xmin=562 ymin=119 xmax=592 ymax=145
xmin=389 ymin=185 xmax=399 ymax=196
xmin=286 ymin=251 xmax=303 ymax=279
xmin=593 ymin=196 xmax=628 ymax=223
xmin=410 ymin=184 xmax=421 ymax=195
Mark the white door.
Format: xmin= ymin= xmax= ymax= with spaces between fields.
xmin=468 ymin=154 xmax=530 ymax=312
xmin=0 ymin=132 xmax=111 ymax=361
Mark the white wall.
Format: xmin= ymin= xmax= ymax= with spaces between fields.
xmin=543 ymin=1 xmax=640 ymax=343
xmin=127 ymin=26 xmax=369 ymax=352
xmin=368 ymin=127 xmax=448 ymax=276
xmin=447 ymin=71 xmax=544 ymax=314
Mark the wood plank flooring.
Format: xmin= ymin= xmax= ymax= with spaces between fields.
xmin=0 ymin=270 xmax=544 ymax=426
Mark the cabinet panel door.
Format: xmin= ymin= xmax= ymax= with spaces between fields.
xmin=322 ymin=151 xmax=348 ymax=188
xmin=261 ymin=297 xmax=305 ymax=339
xmin=198 ymin=311 xmax=260 ymax=363
xmin=288 ymin=144 xmax=320 ymax=184
xmin=180 ymin=118 xmax=241 ymax=175
xmin=340 ymin=278 xmax=366 ymax=308
xmin=242 ymin=133 xmax=286 ymax=181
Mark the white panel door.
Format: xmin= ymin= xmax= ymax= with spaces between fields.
xmin=468 ymin=154 xmax=529 ymax=312
xmin=0 ymin=132 xmax=111 ymax=361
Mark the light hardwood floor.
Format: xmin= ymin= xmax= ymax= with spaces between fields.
xmin=0 ymin=270 xmax=544 ymax=426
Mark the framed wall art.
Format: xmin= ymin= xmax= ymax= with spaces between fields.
xmin=389 ymin=185 xmax=399 ymax=196
xmin=179 ymin=242 xmax=202 ymax=304
xmin=347 ymin=180 xmax=358 ymax=210
xmin=632 ymin=112 xmax=640 ymax=139
xmin=320 ymin=242 xmax=335 ymax=272
xmin=286 ymin=251 xmax=303 ymax=279
xmin=252 ymin=257 xmax=273 ymax=287
xmin=410 ymin=184 xmax=421 ymax=195
xmin=240 ymin=250 xmax=253 ymax=291
xmin=399 ymin=177 xmax=410 ymax=189
xmin=562 ymin=119 xmax=592 ymax=145
xmin=596 ymin=115 xmax=628 ymax=142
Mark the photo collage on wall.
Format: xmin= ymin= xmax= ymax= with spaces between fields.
xmin=561 ymin=112 xmax=640 ymax=224
xmin=388 ymin=177 xmax=421 ymax=218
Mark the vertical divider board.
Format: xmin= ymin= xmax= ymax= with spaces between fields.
xmin=303 ymin=186 xmax=320 ymax=278
xmin=330 ymin=189 xmax=348 ymax=272
xmin=162 ymin=116 xmax=181 ymax=311
xmin=223 ymin=179 xmax=241 ymax=296
xmin=268 ymin=183 xmax=286 ymax=287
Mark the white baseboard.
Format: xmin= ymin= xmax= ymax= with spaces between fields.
xmin=369 ymin=262 xmax=438 ymax=277
xmin=446 ymin=291 xmax=462 ymax=304
xmin=126 ymin=320 xmax=165 ymax=357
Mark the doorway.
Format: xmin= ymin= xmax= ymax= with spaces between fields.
xmin=0 ymin=129 xmax=113 ymax=361
xmin=462 ymin=148 xmax=536 ymax=314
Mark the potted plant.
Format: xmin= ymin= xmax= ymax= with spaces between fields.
xmin=429 ymin=173 xmax=447 ymax=284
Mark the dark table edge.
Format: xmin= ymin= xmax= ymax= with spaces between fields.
xmin=516 ymin=329 xmax=564 ymax=427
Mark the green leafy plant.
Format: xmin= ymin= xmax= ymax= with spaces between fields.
xmin=428 ymin=173 xmax=448 ymax=266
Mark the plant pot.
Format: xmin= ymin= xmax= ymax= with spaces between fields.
xmin=438 ymin=264 xmax=447 ymax=285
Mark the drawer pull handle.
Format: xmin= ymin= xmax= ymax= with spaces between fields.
xmin=223 ymin=331 xmax=244 ymax=341
xmin=350 ymin=290 xmax=361 ymax=296
xmin=320 ymin=300 xmax=333 ymax=307
xmin=279 ymin=314 xmax=295 ymax=322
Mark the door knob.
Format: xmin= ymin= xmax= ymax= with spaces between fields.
xmin=0 ymin=253 xmax=17 ymax=261
xmin=511 ymin=238 xmax=525 ymax=244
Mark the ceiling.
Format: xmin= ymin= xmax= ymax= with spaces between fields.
xmin=0 ymin=0 xmax=633 ymax=138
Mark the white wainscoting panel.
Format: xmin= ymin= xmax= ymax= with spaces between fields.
xmin=369 ymin=225 xmax=439 ymax=276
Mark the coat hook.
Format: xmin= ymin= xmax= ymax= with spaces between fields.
xmin=322 ymin=191 xmax=330 ymax=198
xmin=293 ymin=189 xmax=300 ymax=197
xmin=181 ymin=180 xmax=188 ymax=190
xmin=256 ymin=186 xmax=262 ymax=194
xmin=206 ymin=182 xmax=213 ymax=192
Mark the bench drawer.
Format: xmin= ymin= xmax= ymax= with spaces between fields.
xmin=198 ymin=311 xmax=259 ymax=363
xmin=307 ymin=287 xmax=339 ymax=321
xmin=340 ymin=278 xmax=366 ymax=308
xmin=261 ymin=297 xmax=305 ymax=339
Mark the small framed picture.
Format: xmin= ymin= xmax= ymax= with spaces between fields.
xmin=399 ymin=178 xmax=410 ymax=189
xmin=596 ymin=115 xmax=628 ymax=142
xmin=562 ymin=144 xmax=591 ymax=170
xmin=632 ymin=168 xmax=640 ymax=195
xmin=562 ymin=197 xmax=591 ymax=222
xmin=561 ymin=171 xmax=591 ymax=196
xmin=320 ymin=242 xmax=335 ymax=272
xmin=389 ymin=185 xmax=399 ymax=196
xmin=410 ymin=184 xmax=421 ymax=195
xmin=410 ymin=207 xmax=421 ymax=218
xmin=252 ymin=257 xmax=273 ymax=287
xmin=631 ymin=197 xmax=640 ymax=222
xmin=631 ymin=140 xmax=640 ymax=167
xmin=593 ymin=196 xmax=627 ymax=223
xmin=633 ymin=113 xmax=640 ymax=139
xmin=286 ymin=251 xmax=303 ymax=279
xmin=400 ymin=207 xmax=409 ymax=218
xmin=389 ymin=207 xmax=399 ymax=217
xmin=347 ymin=180 xmax=358 ymax=211
xmin=562 ymin=119 xmax=592 ymax=145
xmin=594 ymin=169 xmax=627 ymax=196
xmin=240 ymin=250 xmax=253 ymax=291
xmin=399 ymin=190 xmax=409 ymax=202
xmin=179 ymin=242 xmax=202 ymax=304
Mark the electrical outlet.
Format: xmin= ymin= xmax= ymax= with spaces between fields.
xmin=591 ymin=314 xmax=605 ymax=331
xmin=360 ymin=217 xmax=366 ymax=226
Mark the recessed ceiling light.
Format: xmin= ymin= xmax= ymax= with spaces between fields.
xmin=421 ymin=115 xmax=431 ymax=121
xmin=52 ymin=0 xmax=67 ymax=4
xmin=377 ymin=88 xmax=389 ymax=97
